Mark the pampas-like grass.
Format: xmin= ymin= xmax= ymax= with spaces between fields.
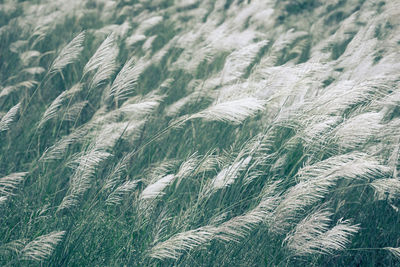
xmin=103 ymin=153 xmax=131 ymax=190
xmin=93 ymin=121 xmax=144 ymax=150
xmin=188 ymin=98 xmax=266 ymax=125
xmin=19 ymin=51 xmax=41 ymax=67
xmin=58 ymin=148 xmax=111 ymax=210
xmin=140 ymin=174 xmax=175 ymax=200
xmin=106 ymin=180 xmax=138 ymax=206
xmin=40 ymin=126 xmax=88 ymax=162
xmin=21 ymin=231 xmax=65 ymax=261
xmin=271 ymin=176 xmax=336 ymax=234
xmin=2 ymin=0 xmax=400 ymax=265
xmin=109 ymin=58 xmax=145 ymax=102
xmin=215 ymin=195 xmax=278 ymax=242
xmin=38 ymin=90 xmax=69 ymax=128
xmin=149 ymin=182 xmax=279 ymax=260
xmin=0 ymin=172 xmax=27 ymax=196
xmin=211 ymin=156 xmax=251 ymax=190
xmin=142 ymin=159 xmax=179 ymax=185
xmin=165 ymin=90 xmax=211 ymax=117
xmin=174 ymin=153 xmax=201 ymax=188
xmin=370 ymin=178 xmax=400 ymax=200
xmin=83 ymin=34 xmax=116 ymax=77
xmin=0 ymin=239 xmax=26 ymax=254
xmin=385 ymin=247 xmax=400 ymax=259
xmin=0 ymin=103 xmax=20 ymax=132
xmin=149 ymin=226 xmax=217 ymax=260
xmin=119 ymin=93 xmax=163 ymax=118
xmin=334 ymin=112 xmax=384 ymax=150
xmin=89 ymin=47 xmax=119 ymax=90
xmin=308 ymin=80 xmax=389 ymax=116
xmin=296 ymin=152 xmax=390 ymax=182
xmin=23 ymin=67 xmax=46 ymax=75
xmin=63 ymin=101 xmax=88 ymax=122
xmin=221 ymin=40 xmax=269 ymax=84
xmin=0 ymin=196 xmax=7 ymax=205
xmin=49 ymin=31 xmax=85 ymax=74
xmin=284 ymin=209 xmax=359 ymax=256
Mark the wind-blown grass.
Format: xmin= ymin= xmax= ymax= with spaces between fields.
xmin=1 ymin=0 xmax=400 ymax=266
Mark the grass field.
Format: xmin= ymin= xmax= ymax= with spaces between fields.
xmin=1 ymin=0 xmax=400 ymax=266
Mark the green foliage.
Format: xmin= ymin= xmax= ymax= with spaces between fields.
xmin=284 ymin=0 xmax=320 ymax=15
xmin=1 ymin=0 xmax=400 ymax=266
